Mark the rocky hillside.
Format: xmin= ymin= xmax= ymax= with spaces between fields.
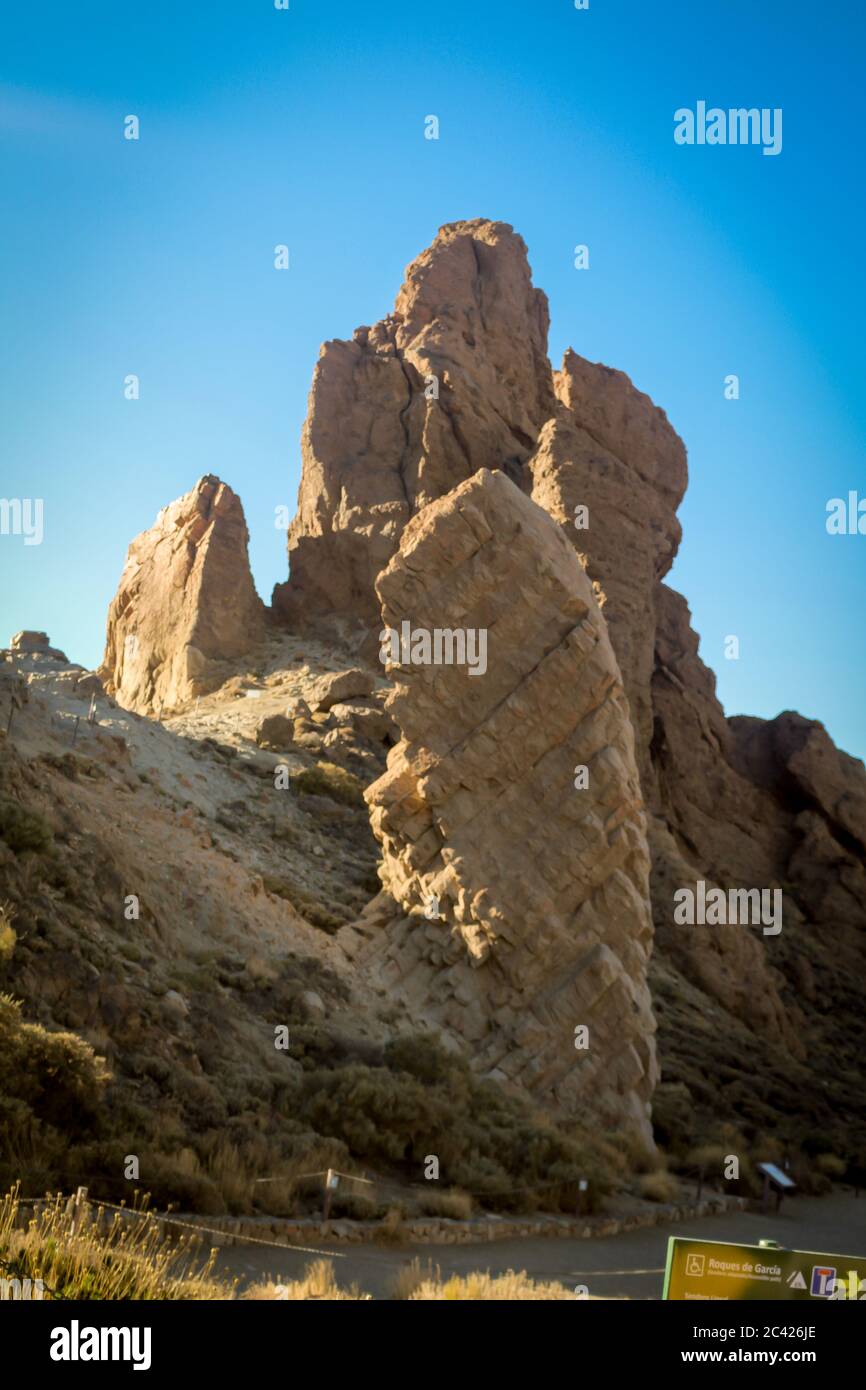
xmin=1 ymin=219 xmax=864 ymax=1212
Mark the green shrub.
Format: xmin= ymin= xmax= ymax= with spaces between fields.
xmin=292 ymin=763 xmax=365 ymax=807
xmin=0 ymin=995 xmax=109 ymax=1132
xmin=0 ymin=800 xmax=53 ymax=854
xmin=296 ymin=1033 xmax=611 ymax=1212
xmin=815 ymin=1153 xmax=847 ymax=1180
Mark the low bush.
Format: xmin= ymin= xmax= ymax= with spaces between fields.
xmin=295 ymin=1033 xmax=612 ymax=1212
xmin=0 ymin=800 xmax=53 ymax=854
xmin=416 ymin=1188 xmax=473 ymax=1220
xmin=637 ymin=1171 xmax=681 ymax=1203
xmin=291 ymin=763 xmax=365 ymax=807
xmin=0 ymin=994 xmax=109 ymax=1135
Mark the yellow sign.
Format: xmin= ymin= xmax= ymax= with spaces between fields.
xmin=664 ymin=1237 xmax=866 ymax=1301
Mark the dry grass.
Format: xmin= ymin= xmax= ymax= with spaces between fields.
xmin=409 ymin=1268 xmax=576 ymax=1300
xmin=242 ymin=1259 xmax=368 ymax=1301
xmin=247 ymin=1259 xmax=577 ymax=1301
xmin=0 ymin=1186 xmax=232 ymax=1300
xmin=637 ymin=1170 xmax=681 ymax=1203
xmin=390 ymin=1256 xmax=439 ymax=1299
xmin=372 ymin=1204 xmax=409 ymax=1246
xmin=1 ymin=1188 xmax=590 ymax=1300
xmin=416 ymin=1188 xmax=473 ymax=1220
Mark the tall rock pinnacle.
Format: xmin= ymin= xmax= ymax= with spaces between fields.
xmin=356 ymin=469 xmax=659 ymax=1143
xmin=100 ymin=475 xmax=266 ymax=715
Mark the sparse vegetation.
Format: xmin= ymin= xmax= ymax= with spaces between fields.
xmin=0 ymin=902 xmax=16 ymax=964
xmin=241 ymin=1259 xmax=367 ymax=1301
xmin=0 ymin=1198 xmax=576 ymax=1301
xmin=294 ymin=1033 xmax=613 ymax=1213
xmin=0 ymin=995 xmax=110 ymax=1193
xmin=408 ymin=1268 xmax=576 ymax=1300
xmin=636 ymin=1170 xmax=681 ymax=1204
xmin=416 ymin=1188 xmax=473 ymax=1220
xmin=815 ymin=1153 xmax=847 ymax=1180
xmin=0 ymin=799 xmax=53 ymax=854
xmin=292 ymin=762 xmax=365 ymax=807
xmin=0 ymin=1186 xmax=230 ymax=1300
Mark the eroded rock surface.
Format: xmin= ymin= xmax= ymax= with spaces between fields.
xmin=355 ymin=469 xmax=658 ymax=1142
xmin=100 ymin=476 xmax=266 ymax=715
xmin=528 ymin=353 xmax=687 ymax=786
xmin=10 ymin=630 xmax=68 ymax=661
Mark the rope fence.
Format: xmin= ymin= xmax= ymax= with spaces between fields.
xmin=15 ymin=1193 xmax=347 ymax=1263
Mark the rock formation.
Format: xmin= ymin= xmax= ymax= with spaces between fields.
xmin=86 ymin=217 xmax=866 ymax=1159
xmin=355 ymin=469 xmax=658 ymax=1143
xmin=281 ymin=218 xmax=866 ymax=1152
xmin=273 ymin=219 xmax=556 ymax=629
xmin=528 ymin=350 xmax=687 ymax=786
xmin=9 ymin=630 xmax=68 ymax=661
xmin=100 ymin=476 xmax=266 ymax=715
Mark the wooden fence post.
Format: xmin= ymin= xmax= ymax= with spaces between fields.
xmin=67 ymin=1186 xmax=88 ymax=1236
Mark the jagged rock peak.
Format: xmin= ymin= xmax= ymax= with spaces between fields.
xmin=273 ymin=218 xmax=557 ymax=629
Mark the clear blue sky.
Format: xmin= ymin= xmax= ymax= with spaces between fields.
xmin=1 ymin=1 xmax=864 ymax=761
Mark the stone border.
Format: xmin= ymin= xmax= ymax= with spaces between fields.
xmin=191 ymin=1194 xmax=747 ymax=1248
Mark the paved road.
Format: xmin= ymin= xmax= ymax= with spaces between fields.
xmin=216 ymin=1191 xmax=866 ymax=1299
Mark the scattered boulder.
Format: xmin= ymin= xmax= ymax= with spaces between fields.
xmin=255 ymin=713 xmax=296 ymax=751
xmin=307 ymin=668 xmax=375 ymax=711
xmin=329 ymin=700 xmax=396 ymax=745
xmin=302 ymin=989 xmax=327 ymax=1017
